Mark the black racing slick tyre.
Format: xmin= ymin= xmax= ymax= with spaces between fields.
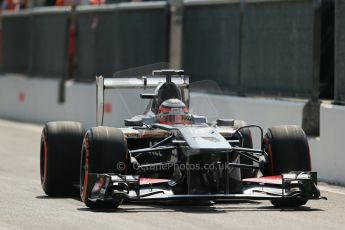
xmin=263 ymin=125 xmax=311 ymax=208
xmin=40 ymin=121 xmax=85 ymax=196
xmin=80 ymin=127 xmax=128 ymax=209
xmin=233 ymin=120 xmax=254 ymax=179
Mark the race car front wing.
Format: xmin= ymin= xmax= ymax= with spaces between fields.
xmin=85 ymin=171 xmax=326 ymax=203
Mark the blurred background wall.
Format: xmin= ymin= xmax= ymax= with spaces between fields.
xmin=0 ymin=0 xmax=339 ymax=101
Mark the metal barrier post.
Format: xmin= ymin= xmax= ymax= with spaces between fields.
xmin=302 ymin=0 xmax=321 ymax=136
xmin=0 ymin=13 xmax=2 ymax=74
xmin=169 ymin=0 xmax=183 ymax=69
xmin=312 ymin=0 xmax=321 ymax=102
xmin=58 ymin=4 xmax=77 ymax=104
xmin=237 ymin=0 xmax=245 ymax=96
xmin=334 ymin=0 xmax=345 ymax=104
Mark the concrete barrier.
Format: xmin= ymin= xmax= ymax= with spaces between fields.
xmin=310 ymin=104 xmax=345 ymax=184
xmin=190 ymin=93 xmax=305 ymax=131
xmin=0 ymin=75 xmax=62 ymax=123
xmin=0 ymin=77 xmax=343 ymax=185
xmin=0 ymin=75 xmax=154 ymax=128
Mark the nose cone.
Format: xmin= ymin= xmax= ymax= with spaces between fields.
xmin=177 ymin=126 xmax=231 ymax=151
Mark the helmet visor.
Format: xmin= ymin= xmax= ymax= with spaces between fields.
xmin=159 ymin=107 xmax=190 ymax=124
xmin=159 ymin=114 xmax=190 ymax=124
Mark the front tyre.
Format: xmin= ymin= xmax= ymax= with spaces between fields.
xmin=263 ymin=125 xmax=311 ymax=208
xmin=40 ymin=121 xmax=85 ymax=196
xmin=80 ymin=127 xmax=128 ymax=209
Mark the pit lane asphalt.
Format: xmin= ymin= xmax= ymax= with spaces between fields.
xmin=0 ymin=119 xmax=344 ymax=230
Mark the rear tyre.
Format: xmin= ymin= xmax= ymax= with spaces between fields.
xmin=263 ymin=125 xmax=311 ymax=208
xmin=233 ymin=120 xmax=254 ymax=179
xmin=40 ymin=121 xmax=85 ymax=196
xmin=80 ymin=127 xmax=128 ymax=209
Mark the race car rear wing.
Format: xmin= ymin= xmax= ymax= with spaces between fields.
xmin=96 ymin=69 xmax=189 ymax=126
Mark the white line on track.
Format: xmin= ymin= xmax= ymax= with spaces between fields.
xmin=0 ymin=119 xmax=42 ymax=133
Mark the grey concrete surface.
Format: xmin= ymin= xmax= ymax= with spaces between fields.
xmin=0 ymin=119 xmax=344 ymax=230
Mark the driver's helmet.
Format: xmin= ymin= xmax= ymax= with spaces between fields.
xmin=158 ymin=99 xmax=191 ymax=125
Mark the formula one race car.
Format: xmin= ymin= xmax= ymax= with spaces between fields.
xmin=40 ymin=69 xmax=324 ymax=209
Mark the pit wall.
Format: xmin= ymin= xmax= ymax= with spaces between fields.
xmin=0 ymin=76 xmax=344 ymax=185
